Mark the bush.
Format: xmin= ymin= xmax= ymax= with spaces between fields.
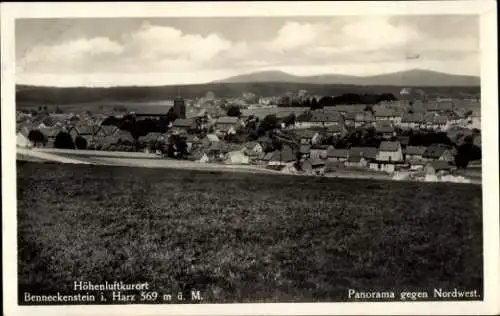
xmin=54 ymin=132 xmax=75 ymax=149
xmin=75 ymin=136 xmax=88 ymax=150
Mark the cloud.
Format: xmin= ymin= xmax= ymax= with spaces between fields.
xmin=16 ymin=17 xmax=480 ymax=86
xmin=18 ymin=37 xmax=123 ymax=72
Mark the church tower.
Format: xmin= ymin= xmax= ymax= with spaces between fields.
xmin=173 ymin=87 xmax=186 ymax=119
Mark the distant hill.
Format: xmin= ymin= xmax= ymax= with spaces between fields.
xmin=215 ymin=69 xmax=480 ymax=87
xmin=16 ymin=83 xmax=479 ymax=107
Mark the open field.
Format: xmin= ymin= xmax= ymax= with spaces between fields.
xmin=17 ymin=162 xmax=482 ymax=304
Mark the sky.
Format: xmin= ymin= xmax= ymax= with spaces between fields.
xmin=16 ymin=15 xmax=480 ymax=87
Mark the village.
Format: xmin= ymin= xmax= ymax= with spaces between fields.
xmin=16 ymin=89 xmax=482 ymax=182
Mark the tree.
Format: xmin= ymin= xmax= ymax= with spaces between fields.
xmin=226 ymin=106 xmax=242 ymax=117
xmin=54 ymin=132 xmax=75 ymax=149
xmin=258 ymin=114 xmax=278 ymax=134
xmin=282 ymin=113 xmax=296 ymax=127
xmin=102 ymin=116 xmax=121 ymax=126
xmin=310 ymin=98 xmax=321 ymax=110
xmin=74 ymin=136 xmax=88 ymax=150
xmin=28 ymin=129 xmax=47 ymax=147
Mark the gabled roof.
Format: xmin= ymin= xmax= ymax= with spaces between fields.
xmin=215 ymin=116 xmax=239 ymax=125
xmin=401 ymin=113 xmax=425 ymax=123
xmin=299 ymin=144 xmax=311 ymax=154
xmin=172 ymin=118 xmax=195 ymax=128
xmin=349 ymin=147 xmax=378 ymax=160
xmin=39 ymin=127 xmax=60 ymax=138
xmin=308 ymin=110 xmax=343 ymax=123
xmin=98 ymin=125 xmax=119 ymax=136
xmin=423 ymin=143 xmax=450 ymax=158
xmin=243 ymin=141 xmax=260 ymax=150
xmin=294 ymin=129 xmax=319 ymax=139
xmin=374 ymin=108 xmax=402 ymax=117
xmin=427 ymin=160 xmax=453 ymax=171
xmin=405 ymin=146 xmax=427 ymax=156
xmin=270 ymin=145 xmax=295 ymax=162
xmin=379 ymin=141 xmax=401 ymax=152
xmin=432 ymin=115 xmax=449 ymax=125
xmin=303 ymin=158 xmax=326 ymax=167
xmin=327 ymin=148 xmax=349 ymax=158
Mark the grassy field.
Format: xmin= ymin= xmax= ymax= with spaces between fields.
xmin=17 ymin=162 xmax=483 ymax=304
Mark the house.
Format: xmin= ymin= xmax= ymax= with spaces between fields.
xmin=423 ymin=144 xmax=454 ymax=161
xmin=349 ymin=147 xmax=378 ymax=161
xmin=256 ymin=151 xmax=274 ymax=165
xmin=404 ymin=146 xmax=427 ymax=160
xmin=243 ymin=141 xmax=264 ymax=154
xmin=374 ymin=108 xmax=402 ymax=124
xmin=327 ymin=147 xmax=349 ymax=162
xmin=430 ymin=115 xmax=449 ymax=131
xmin=425 ymin=160 xmax=454 ymax=175
xmin=310 ymin=145 xmax=329 ymax=160
xmin=295 ymin=109 xmax=344 ymax=128
xmin=188 ymin=148 xmax=210 ymax=163
xmin=408 ymin=159 xmax=426 ymax=170
xmin=397 ymin=136 xmax=410 ymax=148
xmin=325 ymin=160 xmax=346 ymax=172
xmin=268 ymin=145 xmax=296 ymax=166
xmin=354 ymin=112 xmax=376 ymax=128
xmin=343 ymin=112 xmax=357 ymax=126
xmin=225 ymin=150 xmax=250 ymax=165
xmin=375 ymin=122 xmax=396 ymax=139
xmin=140 ymin=132 xmax=165 ymax=147
xmin=345 ymin=155 xmax=368 ymax=168
xmin=301 ymin=158 xmax=326 ymax=175
xmin=324 ymin=124 xmax=348 ymax=138
xmin=96 ymin=125 xmax=119 ymax=137
xmin=68 ymin=124 xmax=98 ymax=140
xmin=184 ymin=134 xmax=201 ymax=152
xmin=39 ymin=127 xmax=60 ymax=143
xmin=115 ymin=130 xmax=135 ymax=144
xmin=214 ymin=116 xmax=240 ymax=134
xmin=399 ymin=113 xmax=421 ymax=130
xmin=17 ymin=131 xmax=32 ymax=148
xmin=294 ymin=129 xmax=321 ymax=145
xmin=376 ymin=141 xmax=403 ymax=162
xmin=171 ymin=118 xmax=197 ymax=134
xmin=205 ymin=134 xmax=220 ymax=143
xmin=299 ymin=144 xmax=311 ymax=159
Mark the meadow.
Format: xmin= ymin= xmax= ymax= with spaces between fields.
xmin=17 ymin=162 xmax=483 ymax=304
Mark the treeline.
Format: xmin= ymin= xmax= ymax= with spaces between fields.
xmin=16 ymin=83 xmax=480 ymax=105
xmin=278 ymin=93 xmax=398 ymax=108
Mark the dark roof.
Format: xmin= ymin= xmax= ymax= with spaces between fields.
xmin=427 ymin=160 xmax=453 ymax=171
xmin=99 ymin=125 xmax=118 ymax=136
xmin=243 ymin=141 xmax=260 ymax=150
xmin=294 ymin=129 xmax=319 ymax=139
xmin=349 ymin=147 xmax=378 ymax=160
xmin=299 ymin=144 xmax=311 ymax=154
xmin=375 ymin=108 xmax=402 ymax=117
xmin=39 ymin=127 xmax=60 ymax=138
xmin=299 ymin=109 xmax=343 ymax=123
xmin=405 ymin=146 xmax=427 ymax=156
xmin=216 ymin=116 xmax=239 ymax=125
xmin=326 ymin=124 xmax=344 ymax=133
xmin=432 ymin=115 xmax=449 ymax=125
xmin=375 ymin=123 xmax=394 ymax=134
xmin=379 ymin=141 xmax=401 ymax=152
xmin=270 ymin=146 xmax=295 ymax=162
xmin=397 ymin=136 xmax=410 ymax=146
xmin=327 ymin=147 xmax=349 ymax=158
xmin=348 ymin=155 xmax=362 ymax=163
xmin=355 ymin=113 xmax=375 ymax=122
xmin=401 ymin=113 xmax=425 ymax=123
xmin=173 ymin=118 xmax=195 ymax=128
xmin=303 ymin=158 xmax=326 ymax=167
xmin=423 ymin=144 xmax=450 ymax=159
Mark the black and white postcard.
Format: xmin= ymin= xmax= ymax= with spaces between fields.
xmin=2 ymin=1 xmax=499 ymax=315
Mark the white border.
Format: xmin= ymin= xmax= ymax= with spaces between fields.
xmin=2 ymin=2 xmax=499 ymax=315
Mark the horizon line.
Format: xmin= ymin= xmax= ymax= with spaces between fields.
xmin=16 ymin=68 xmax=480 ymax=89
